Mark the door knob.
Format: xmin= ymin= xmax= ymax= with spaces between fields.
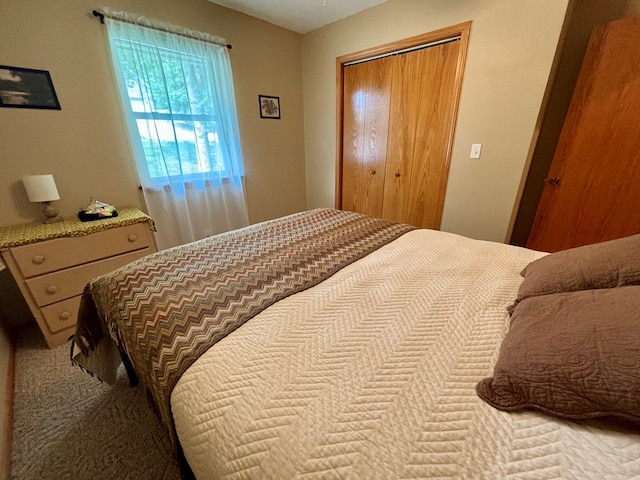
xmin=547 ymin=177 xmax=560 ymax=185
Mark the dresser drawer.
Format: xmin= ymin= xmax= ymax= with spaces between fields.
xmin=41 ymin=296 xmax=81 ymax=333
xmin=25 ymin=247 xmax=153 ymax=307
xmin=10 ymin=223 xmax=150 ymax=278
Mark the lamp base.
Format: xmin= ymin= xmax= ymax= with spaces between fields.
xmin=42 ymin=202 xmax=62 ymax=224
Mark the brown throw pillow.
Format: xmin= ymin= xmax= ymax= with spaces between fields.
xmin=477 ymin=286 xmax=640 ymax=424
xmin=509 ymin=234 xmax=640 ymax=311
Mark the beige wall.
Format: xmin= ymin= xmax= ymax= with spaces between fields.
xmin=302 ymin=0 xmax=570 ymax=243
xmin=0 ymin=0 xmax=307 ymax=229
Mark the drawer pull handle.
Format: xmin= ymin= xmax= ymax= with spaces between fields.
xmin=128 ymin=234 xmax=138 ymax=242
xmin=59 ymin=312 xmax=71 ymax=321
xmin=32 ymin=255 xmax=46 ymax=265
xmin=46 ymin=285 xmax=59 ymax=295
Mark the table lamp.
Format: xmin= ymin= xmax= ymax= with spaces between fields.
xmin=22 ymin=174 xmax=62 ymax=223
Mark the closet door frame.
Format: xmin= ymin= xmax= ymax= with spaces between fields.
xmin=335 ymin=22 xmax=472 ymax=218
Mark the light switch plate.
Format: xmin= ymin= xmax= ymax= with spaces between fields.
xmin=470 ymin=144 xmax=482 ymax=159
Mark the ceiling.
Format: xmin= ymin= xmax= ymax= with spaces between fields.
xmin=207 ymin=0 xmax=389 ymax=34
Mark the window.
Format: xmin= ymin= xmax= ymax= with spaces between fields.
xmin=107 ymin=27 xmax=244 ymax=187
xmin=103 ymin=12 xmax=249 ymax=249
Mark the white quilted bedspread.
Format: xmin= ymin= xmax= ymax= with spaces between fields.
xmin=171 ymin=229 xmax=640 ymax=479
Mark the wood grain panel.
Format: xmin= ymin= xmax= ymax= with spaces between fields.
xmin=527 ymin=16 xmax=640 ymax=251
xmin=382 ymin=41 xmax=461 ymax=228
xmin=341 ymin=57 xmax=393 ymax=217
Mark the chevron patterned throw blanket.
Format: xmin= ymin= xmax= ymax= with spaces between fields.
xmin=73 ymin=208 xmax=415 ymax=448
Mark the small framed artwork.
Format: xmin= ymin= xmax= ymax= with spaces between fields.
xmin=0 ymin=65 xmax=61 ymax=110
xmin=259 ymin=95 xmax=280 ymax=119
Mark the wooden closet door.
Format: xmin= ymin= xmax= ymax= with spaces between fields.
xmin=382 ymin=41 xmax=461 ymax=228
xmin=341 ymin=56 xmax=393 ymax=218
xmin=527 ymin=16 xmax=640 ymax=252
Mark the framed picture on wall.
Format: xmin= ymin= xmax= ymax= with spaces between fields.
xmin=0 ymin=65 xmax=61 ymax=110
xmin=259 ymin=95 xmax=280 ymax=119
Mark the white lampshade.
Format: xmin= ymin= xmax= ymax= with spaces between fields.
xmin=22 ymin=174 xmax=61 ymax=203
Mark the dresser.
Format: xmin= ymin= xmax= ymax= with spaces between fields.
xmin=0 ymin=207 xmax=157 ymax=348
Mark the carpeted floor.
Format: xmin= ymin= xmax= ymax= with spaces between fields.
xmin=11 ymin=325 xmax=181 ymax=480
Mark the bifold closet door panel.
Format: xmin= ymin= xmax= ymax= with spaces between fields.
xmin=341 ymin=55 xmax=394 ymax=218
xmin=382 ymin=40 xmax=461 ymax=229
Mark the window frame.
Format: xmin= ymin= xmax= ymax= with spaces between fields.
xmin=114 ymin=38 xmax=230 ymax=187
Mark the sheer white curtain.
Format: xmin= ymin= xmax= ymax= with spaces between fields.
xmin=103 ymin=10 xmax=249 ymax=250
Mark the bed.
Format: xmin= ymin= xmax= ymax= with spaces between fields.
xmin=73 ymin=208 xmax=640 ymax=479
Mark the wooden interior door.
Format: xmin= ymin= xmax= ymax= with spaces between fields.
xmin=527 ymin=16 xmax=640 ymax=252
xmin=382 ymin=41 xmax=461 ymax=228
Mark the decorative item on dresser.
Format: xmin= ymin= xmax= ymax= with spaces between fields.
xmin=22 ymin=174 xmax=62 ymax=224
xmin=0 ymin=207 xmax=157 ymax=348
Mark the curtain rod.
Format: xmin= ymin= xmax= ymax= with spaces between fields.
xmin=91 ymin=10 xmax=232 ymax=49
